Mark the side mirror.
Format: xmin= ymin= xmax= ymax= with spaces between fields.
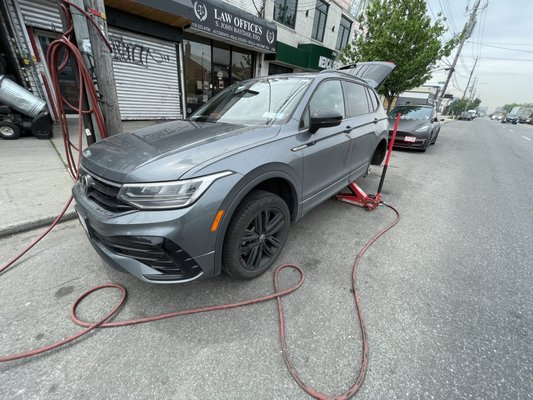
xmin=309 ymin=110 xmax=343 ymax=133
xmin=433 ymin=117 xmax=439 ymax=122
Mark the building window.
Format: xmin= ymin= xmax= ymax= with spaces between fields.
xmin=273 ymin=0 xmax=298 ymax=29
xmin=311 ymin=0 xmax=328 ymax=42
xmin=268 ymin=63 xmax=293 ymax=75
xmin=336 ymin=15 xmax=352 ymax=51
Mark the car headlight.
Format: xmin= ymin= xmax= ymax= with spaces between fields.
xmin=118 ymin=171 xmax=233 ymax=210
xmin=415 ymin=125 xmax=429 ymax=132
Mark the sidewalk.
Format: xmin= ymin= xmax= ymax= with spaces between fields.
xmin=0 ymin=119 xmax=162 ymax=238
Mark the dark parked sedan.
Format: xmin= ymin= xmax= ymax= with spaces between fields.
xmin=387 ymin=105 xmax=441 ymax=152
xmin=73 ymin=62 xmax=395 ymax=283
xmin=502 ymin=114 xmax=519 ymax=124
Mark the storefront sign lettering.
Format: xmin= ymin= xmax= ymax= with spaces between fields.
xmin=190 ymin=1 xmax=277 ymax=53
xmin=110 ymin=38 xmax=170 ymax=67
xmin=318 ymin=55 xmax=334 ymax=69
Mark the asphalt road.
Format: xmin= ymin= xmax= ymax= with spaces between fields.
xmin=1 ymin=118 xmax=532 ymax=399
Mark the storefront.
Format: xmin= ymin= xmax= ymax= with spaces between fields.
xmin=3 ymin=0 xmax=277 ymax=120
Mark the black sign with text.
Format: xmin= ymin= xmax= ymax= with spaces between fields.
xmin=189 ymin=1 xmax=277 ymax=53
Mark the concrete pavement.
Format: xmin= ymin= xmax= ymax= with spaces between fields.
xmin=0 ymin=119 xmax=163 ymax=238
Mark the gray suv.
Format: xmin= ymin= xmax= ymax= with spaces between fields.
xmin=73 ymin=62 xmax=395 ymax=283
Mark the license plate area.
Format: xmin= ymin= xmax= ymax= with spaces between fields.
xmin=404 ymin=136 xmax=416 ymax=142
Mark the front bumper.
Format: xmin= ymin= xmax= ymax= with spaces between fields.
xmin=389 ymin=131 xmax=428 ymax=149
xmin=73 ymin=173 xmax=238 ymax=284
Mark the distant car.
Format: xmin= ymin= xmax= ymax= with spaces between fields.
xmin=458 ymin=111 xmax=473 ymax=121
xmin=518 ymin=115 xmax=530 ymax=124
xmin=502 ymin=114 xmax=519 ymax=124
xmin=387 ymin=105 xmax=441 ymax=152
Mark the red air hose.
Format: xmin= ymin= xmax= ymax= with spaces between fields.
xmin=0 ymin=205 xmax=400 ymax=400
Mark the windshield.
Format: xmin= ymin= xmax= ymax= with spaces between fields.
xmin=189 ymin=77 xmax=312 ymax=125
xmin=389 ymin=106 xmax=433 ymax=120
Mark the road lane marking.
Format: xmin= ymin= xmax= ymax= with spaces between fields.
xmin=522 ymin=136 xmax=531 ymax=141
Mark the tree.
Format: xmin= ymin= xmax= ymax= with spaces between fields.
xmin=340 ymin=0 xmax=457 ymax=111
xmin=447 ymin=98 xmax=481 ymax=116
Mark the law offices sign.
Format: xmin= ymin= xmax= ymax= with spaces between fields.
xmin=189 ymin=1 xmax=277 ymax=53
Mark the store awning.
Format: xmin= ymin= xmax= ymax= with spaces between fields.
xmin=266 ymin=42 xmax=338 ymax=71
xmin=106 ymin=0 xmax=277 ymax=53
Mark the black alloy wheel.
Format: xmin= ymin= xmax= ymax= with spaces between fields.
xmin=222 ymin=190 xmax=290 ymax=279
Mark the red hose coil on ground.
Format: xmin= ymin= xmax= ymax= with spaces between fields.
xmin=1 ymin=204 xmax=400 ymax=399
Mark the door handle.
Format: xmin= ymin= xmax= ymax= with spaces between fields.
xmin=373 ymin=118 xmax=379 ymax=124
xmin=343 ymin=126 xmax=353 ymax=134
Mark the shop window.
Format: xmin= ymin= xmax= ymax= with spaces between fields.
xmin=183 ymin=38 xmax=212 ymax=115
xmin=213 ymin=45 xmax=230 ymax=65
xmin=231 ymin=50 xmax=253 ymax=84
xmin=336 ymin=15 xmax=352 ymax=51
xmin=268 ymin=64 xmax=293 ymax=75
xmin=311 ymin=0 xmax=328 ymax=42
xmin=273 ymin=0 xmax=298 ymax=29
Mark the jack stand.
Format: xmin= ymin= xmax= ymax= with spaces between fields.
xmin=336 ymin=183 xmax=381 ymax=210
xmin=335 ymin=112 xmax=401 ymax=211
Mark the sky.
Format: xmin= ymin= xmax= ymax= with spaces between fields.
xmin=424 ymin=0 xmax=533 ymax=111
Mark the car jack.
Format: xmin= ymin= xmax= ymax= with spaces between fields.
xmin=336 ymin=112 xmax=401 ymax=211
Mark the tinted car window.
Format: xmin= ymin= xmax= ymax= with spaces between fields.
xmin=389 ymin=105 xmax=433 ymax=120
xmin=309 ymin=80 xmax=345 ymax=118
xmin=365 ymin=87 xmax=379 ymax=111
xmin=343 ymin=81 xmax=370 ymax=118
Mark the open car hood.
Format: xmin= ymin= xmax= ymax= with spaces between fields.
xmin=338 ymin=61 xmax=396 ymax=89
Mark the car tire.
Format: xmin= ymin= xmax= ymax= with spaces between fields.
xmin=0 ymin=121 xmax=21 ymax=140
xmin=222 ymin=190 xmax=290 ymax=279
xmin=431 ymin=132 xmax=438 ymax=145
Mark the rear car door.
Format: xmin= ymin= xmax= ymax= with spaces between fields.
xmin=342 ymin=80 xmax=377 ymax=180
xmin=299 ymin=79 xmax=350 ymax=211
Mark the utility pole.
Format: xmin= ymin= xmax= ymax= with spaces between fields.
xmin=69 ymin=0 xmax=122 ymax=137
xmin=462 ymin=57 xmax=478 ymax=99
xmin=84 ymin=0 xmax=122 ymax=136
xmin=436 ymin=0 xmax=483 ymax=112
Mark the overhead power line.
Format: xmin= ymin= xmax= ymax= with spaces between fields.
xmin=467 ymin=42 xmax=533 ymax=54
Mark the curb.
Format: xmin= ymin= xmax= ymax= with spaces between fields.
xmin=0 ymin=211 xmax=78 ymax=239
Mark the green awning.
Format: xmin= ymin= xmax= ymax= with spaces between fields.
xmin=267 ymin=42 xmax=338 ymax=71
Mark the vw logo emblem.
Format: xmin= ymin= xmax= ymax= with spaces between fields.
xmin=193 ymin=1 xmax=208 ymax=22
xmin=266 ymin=30 xmax=275 ymax=45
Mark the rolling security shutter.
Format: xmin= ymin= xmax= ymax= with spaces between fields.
xmin=18 ymin=0 xmax=63 ymax=32
xmin=108 ymin=28 xmax=181 ymax=120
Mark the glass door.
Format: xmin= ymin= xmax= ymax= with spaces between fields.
xmin=183 ymin=38 xmax=211 ymax=116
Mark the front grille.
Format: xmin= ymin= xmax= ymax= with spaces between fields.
xmin=92 ymin=231 xmax=203 ymax=279
xmin=79 ymin=169 xmax=134 ymax=212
